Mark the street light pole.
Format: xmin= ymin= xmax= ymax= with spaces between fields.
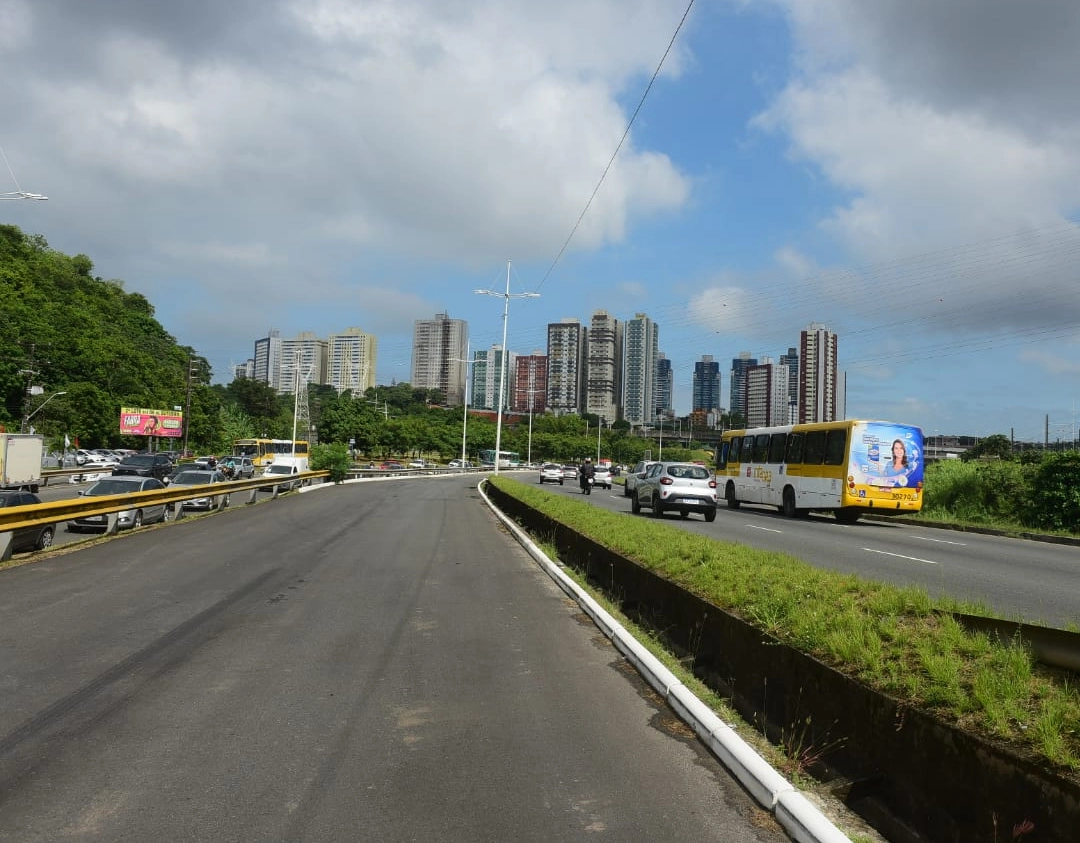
xmin=474 ymin=260 xmax=538 ymax=475
xmin=597 ymin=416 xmax=603 ymax=463
xmin=452 ymin=341 xmax=476 ymax=469
xmin=21 ymin=391 xmax=66 ymax=434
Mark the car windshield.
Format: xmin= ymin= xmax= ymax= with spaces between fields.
xmin=121 ymin=455 xmax=154 ymax=466
xmin=86 ymin=479 xmax=145 ymax=495
xmin=266 ymin=466 xmax=291 ymax=475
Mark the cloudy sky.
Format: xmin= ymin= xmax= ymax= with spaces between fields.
xmin=3 ymin=0 xmax=1079 ymax=441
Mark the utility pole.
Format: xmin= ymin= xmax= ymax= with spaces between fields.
xmin=183 ymin=355 xmax=198 ymax=456
xmin=18 ymin=343 xmax=41 ymax=434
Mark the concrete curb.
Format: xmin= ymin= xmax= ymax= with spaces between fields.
xmin=478 ymin=480 xmax=852 ymax=843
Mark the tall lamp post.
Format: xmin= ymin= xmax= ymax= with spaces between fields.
xmin=452 ymin=342 xmax=477 ymax=470
xmin=596 ymin=416 xmax=603 ymax=463
xmin=21 ymin=391 xmax=67 ymax=434
xmin=474 ymin=260 xmax=538 ymax=475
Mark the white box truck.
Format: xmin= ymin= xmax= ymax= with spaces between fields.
xmin=0 ymin=433 xmax=45 ymax=493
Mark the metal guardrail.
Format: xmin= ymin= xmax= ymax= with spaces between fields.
xmin=0 ymin=471 xmax=329 ymax=558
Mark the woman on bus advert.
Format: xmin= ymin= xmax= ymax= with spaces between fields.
xmin=851 ymin=422 xmax=923 ymax=490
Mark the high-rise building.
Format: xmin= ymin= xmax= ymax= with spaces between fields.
xmin=253 ymin=329 xmax=284 ymax=391
xmin=779 ymin=346 xmax=799 ymax=425
xmin=411 ymin=312 xmax=468 ymax=407
xmin=622 ymin=313 xmax=659 ymax=426
xmin=546 ymin=319 xmax=585 ymax=415
xmin=655 ymin=353 xmax=673 ymax=420
xmin=799 ymin=323 xmax=839 ymax=423
xmin=729 ymin=352 xmax=757 ymax=422
xmin=232 ymin=359 xmax=254 ymax=381
xmin=692 ymin=355 xmax=722 ymax=414
xmin=745 ymin=357 xmax=789 ymax=428
xmin=280 ymin=332 xmax=328 ymax=395
xmin=328 ymin=327 xmax=377 ymax=395
xmin=585 ymin=310 xmax=622 ymax=423
xmin=513 ymin=352 xmax=548 ymax=414
xmin=472 ymin=345 xmax=516 ymax=412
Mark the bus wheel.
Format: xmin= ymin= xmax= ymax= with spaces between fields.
xmin=835 ymin=508 xmax=861 ymax=524
xmin=725 ymin=482 xmax=740 ymax=509
xmin=782 ymin=487 xmax=797 ymax=518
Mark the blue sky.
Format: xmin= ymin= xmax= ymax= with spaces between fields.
xmin=4 ymin=0 xmax=1080 ymax=443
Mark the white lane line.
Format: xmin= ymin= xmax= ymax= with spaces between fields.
xmin=746 ymin=524 xmax=783 ymax=533
xmin=910 ymin=535 xmax=967 ymax=546
xmin=863 ymin=547 xmax=938 ymax=564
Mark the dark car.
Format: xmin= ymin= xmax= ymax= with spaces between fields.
xmin=0 ymin=490 xmax=55 ymax=553
xmin=113 ymin=453 xmax=173 ymax=481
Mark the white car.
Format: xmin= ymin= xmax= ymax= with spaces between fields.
xmin=631 ymin=461 xmax=718 ymax=522
xmin=262 ymin=462 xmax=301 ymax=491
xmin=591 ymin=465 xmax=612 ymax=490
xmin=448 ymin=459 xmax=473 ymax=469
xmin=538 ymin=463 xmax=564 ymax=485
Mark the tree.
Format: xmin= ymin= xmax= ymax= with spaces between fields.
xmin=961 ymin=433 xmax=1013 ymax=462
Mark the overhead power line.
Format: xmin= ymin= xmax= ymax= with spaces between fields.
xmin=533 ymin=0 xmax=696 ymax=293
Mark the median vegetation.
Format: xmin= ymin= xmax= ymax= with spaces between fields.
xmin=489 ymin=475 xmax=1080 ymax=776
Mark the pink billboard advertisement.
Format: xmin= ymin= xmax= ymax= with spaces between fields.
xmin=120 ymin=407 xmax=183 ymax=438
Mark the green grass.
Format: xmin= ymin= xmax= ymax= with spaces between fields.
xmin=490 ymin=475 xmax=1080 ymax=775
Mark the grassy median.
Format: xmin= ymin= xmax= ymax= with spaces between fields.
xmin=489 ymin=475 xmax=1080 ymax=775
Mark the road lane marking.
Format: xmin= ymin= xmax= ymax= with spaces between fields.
xmin=746 ymin=524 xmax=783 ymax=533
xmin=863 ymin=547 xmax=938 ymax=564
xmin=910 ymin=535 xmax=967 ymax=546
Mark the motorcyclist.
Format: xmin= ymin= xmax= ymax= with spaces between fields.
xmin=579 ymin=457 xmax=596 ymax=495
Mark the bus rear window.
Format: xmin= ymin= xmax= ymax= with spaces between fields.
xmin=824 ymin=430 xmax=847 ymax=465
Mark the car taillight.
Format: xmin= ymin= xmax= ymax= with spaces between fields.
xmin=708 ymin=480 xmax=716 ymax=488
xmin=660 ymin=477 xmax=673 ymax=485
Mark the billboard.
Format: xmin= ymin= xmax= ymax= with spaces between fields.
xmin=120 ymin=407 xmax=183 ymax=438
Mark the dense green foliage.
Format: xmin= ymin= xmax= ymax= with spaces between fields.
xmin=922 ymin=452 xmax=1080 ymax=533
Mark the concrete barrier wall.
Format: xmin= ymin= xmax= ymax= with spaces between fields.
xmin=485 ymin=483 xmax=1080 ymax=843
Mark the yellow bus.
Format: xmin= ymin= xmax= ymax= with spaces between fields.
xmin=716 ymin=419 xmax=924 ymax=522
xmin=233 ymin=438 xmax=310 ymax=468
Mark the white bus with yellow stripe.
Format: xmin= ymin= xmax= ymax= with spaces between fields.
xmin=716 ymin=419 xmax=924 ymax=523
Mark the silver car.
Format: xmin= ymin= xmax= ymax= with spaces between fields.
xmin=623 ymin=459 xmax=659 ymax=498
xmin=68 ymin=476 xmax=171 ymax=532
xmin=631 ymin=461 xmax=718 ymax=522
xmin=168 ymin=469 xmax=232 ymax=511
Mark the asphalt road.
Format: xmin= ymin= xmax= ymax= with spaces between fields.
xmin=539 ymin=474 xmax=1080 ymax=629
xmin=0 ymin=476 xmax=787 ymax=843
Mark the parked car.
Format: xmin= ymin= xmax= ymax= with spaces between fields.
xmin=380 ymin=461 xmax=404 ymax=471
xmin=591 ymin=465 xmax=612 ymax=490
xmin=0 ymin=490 xmax=55 ymax=552
xmin=262 ymin=462 xmax=301 ymax=491
xmin=630 ymin=461 xmax=717 ymax=522
xmin=407 ymin=459 xmax=426 ymax=469
xmin=623 ymin=459 xmax=660 ymax=498
xmin=113 ymin=453 xmax=173 ymax=481
xmin=168 ymin=469 xmax=231 ymax=511
xmin=448 ymin=459 xmax=473 ymax=469
xmin=538 ymin=463 xmax=565 ymax=485
xmin=68 ymin=476 xmax=171 ymax=532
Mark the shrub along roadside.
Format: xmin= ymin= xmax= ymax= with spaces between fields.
xmin=489 ymin=475 xmax=1080 ymax=775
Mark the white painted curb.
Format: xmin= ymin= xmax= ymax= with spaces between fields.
xmin=478 ymin=480 xmax=852 ymax=843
